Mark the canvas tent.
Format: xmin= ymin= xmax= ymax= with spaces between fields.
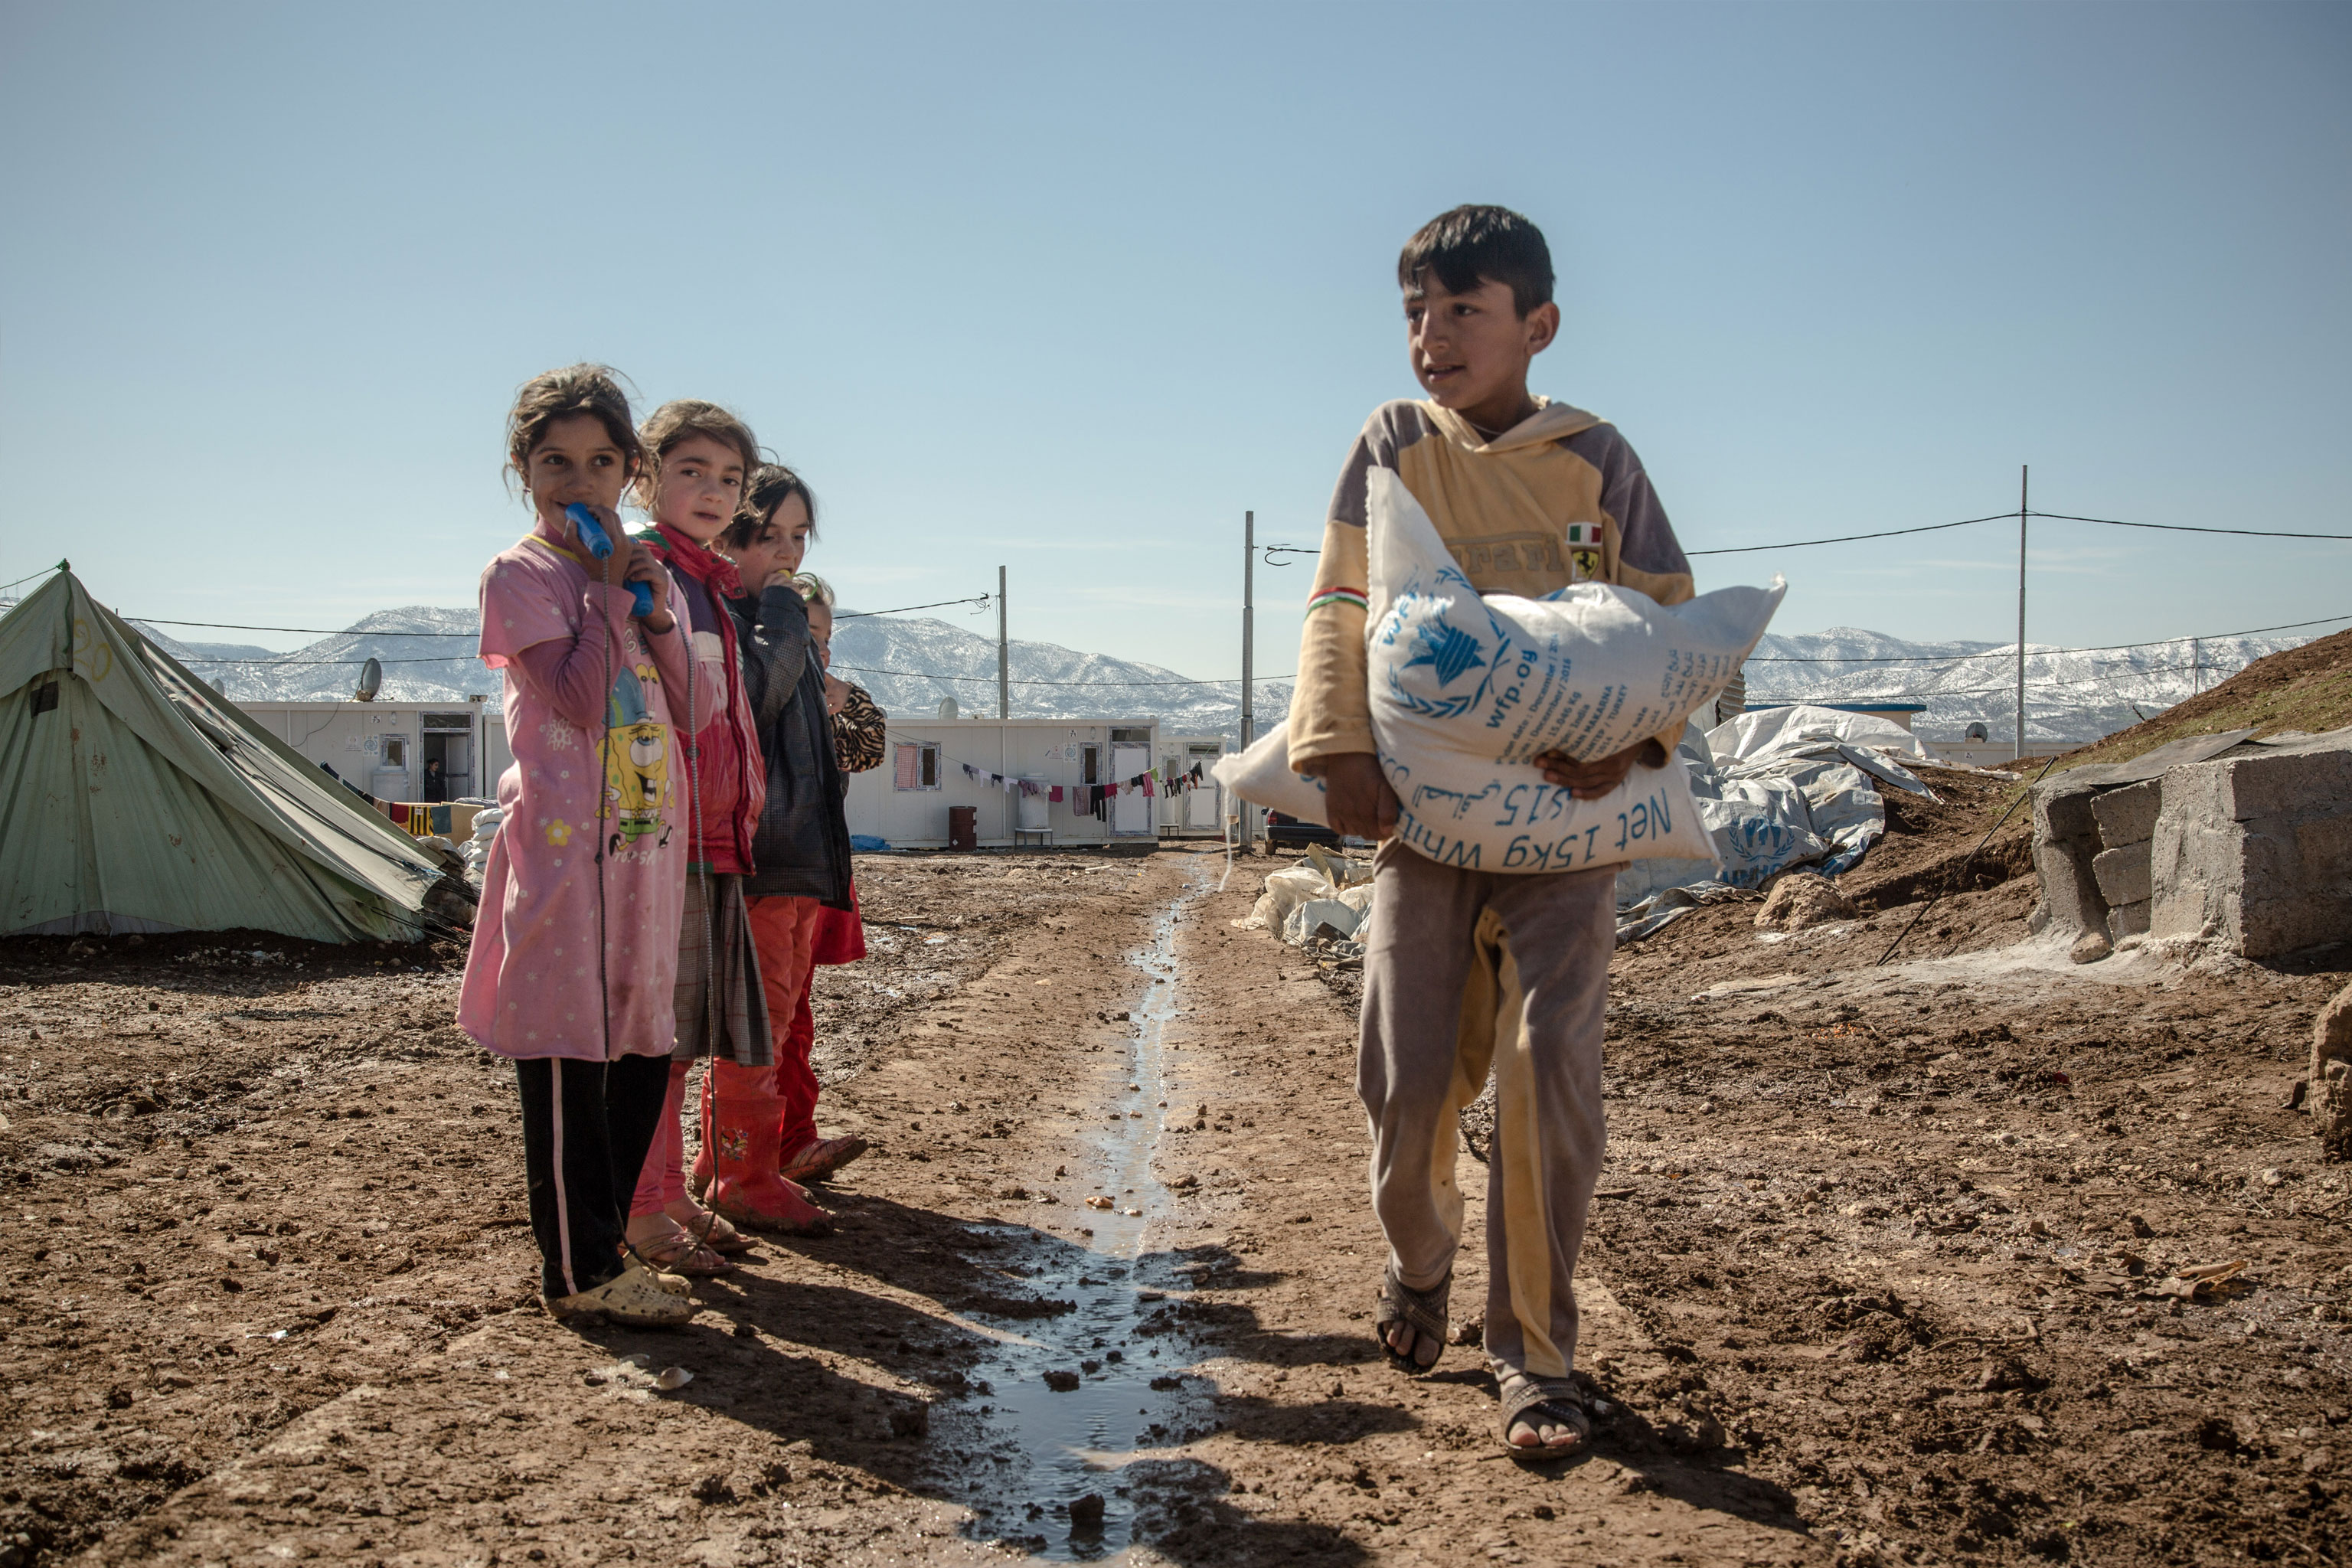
xmin=0 ymin=568 xmax=469 ymax=942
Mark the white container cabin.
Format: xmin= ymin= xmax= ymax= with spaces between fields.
xmin=847 ymin=717 xmax=1163 ymax=848
xmin=231 ymin=697 xmax=511 ymax=803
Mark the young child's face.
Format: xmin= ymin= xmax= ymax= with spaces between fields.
xmin=727 ymin=495 xmax=812 ymax=589
xmin=648 ymin=433 xmax=747 ymax=544
xmin=521 ymin=414 xmax=633 ymax=526
xmin=1404 ymin=276 xmax=1558 ymax=416
xmin=805 ymin=602 xmax=833 ymax=665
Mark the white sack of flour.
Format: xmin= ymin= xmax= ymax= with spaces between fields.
xmin=1215 ymin=469 xmax=1784 ymax=875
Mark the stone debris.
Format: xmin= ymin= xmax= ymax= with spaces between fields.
xmin=2314 ymin=980 xmax=2352 ymax=1161
xmin=1754 ymin=871 xmax=1857 ymax=933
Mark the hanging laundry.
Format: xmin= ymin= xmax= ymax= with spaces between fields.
xmin=1050 ymin=785 xmax=1064 ymax=803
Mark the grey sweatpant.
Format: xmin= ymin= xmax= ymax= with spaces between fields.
xmin=1358 ymin=840 xmax=1615 ymax=1381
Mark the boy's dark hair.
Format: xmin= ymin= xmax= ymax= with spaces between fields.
xmin=721 ymin=463 xmax=821 ymax=551
xmin=505 ymin=364 xmax=643 ymax=481
xmin=1397 ymin=205 xmax=1554 ymax=318
xmin=635 ymin=399 xmax=761 ymax=511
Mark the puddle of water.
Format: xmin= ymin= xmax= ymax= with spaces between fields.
xmin=947 ymin=861 xmax=1215 ymax=1560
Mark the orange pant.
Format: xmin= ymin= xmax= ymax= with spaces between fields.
xmin=745 ymin=894 xmax=824 ymax=1158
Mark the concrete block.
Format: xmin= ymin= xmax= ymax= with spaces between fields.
xmin=2028 ymin=779 xmax=2108 ymax=939
xmin=2090 ymin=779 xmax=2161 ymax=849
xmin=2093 ymin=841 xmax=2153 ymax=906
xmin=2220 ymin=745 xmax=2352 ymax=822
xmin=2107 ymin=899 xmax=2151 ymax=941
xmin=2150 ymin=740 xmax=2352 ymax=959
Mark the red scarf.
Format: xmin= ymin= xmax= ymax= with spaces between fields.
xmin=648 ymin=523 xmax=746 ymax=599
xmin=644 ymin=521 xmax=764 ymax=870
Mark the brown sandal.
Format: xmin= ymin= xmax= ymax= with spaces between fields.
xmin=627 ymin=1219 xmax=733 ymax=1278
xmin=668 ymin=1202 xmax=756 ymax=1256
xmin=779 ymin=1135 xmax=871 ymax=1185
xmin=1499 ymin=1377 xmax=1592 ymax=1453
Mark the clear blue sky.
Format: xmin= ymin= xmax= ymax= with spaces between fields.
xmin=3 ymin=2 xmax=2346 ymax=677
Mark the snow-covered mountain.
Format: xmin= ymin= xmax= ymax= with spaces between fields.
xmin=24 ymin=595 xmax=2310 ymax=745
xmin=1743 ymin=627 xmax=2305 ymax=742
xmin=135 ymin=607 xmax=498 ymax=704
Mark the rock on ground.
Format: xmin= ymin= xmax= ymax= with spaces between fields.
xmin=1756 ymin=871 xmax=1858 ymax=932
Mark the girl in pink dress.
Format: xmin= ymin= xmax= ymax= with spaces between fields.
xmin=456 ymin=364 xmax=696 ymax=1328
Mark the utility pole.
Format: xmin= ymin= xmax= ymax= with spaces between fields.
xmin=2015 ymin=466 xmax=2028 ymax=762
xmin=2191 ymin=637 xmax=2201 ymax=697
xmin=996 ymin=564 xmax=1009 ymax=720
xmin=1240 ymin=510 xmax=1256 ymax=850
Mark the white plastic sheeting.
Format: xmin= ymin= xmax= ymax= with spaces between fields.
xmin=1614 ymin=707 xmax=1938 ymax=939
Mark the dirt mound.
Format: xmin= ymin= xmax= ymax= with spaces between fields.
xmin=2051 ymin=625 xmax=2352 ymax=778
xmin=1840 ymin=765 xmax=2035 ymax=913
xmin=1755 ymin=871 xmax=1855 ymax=931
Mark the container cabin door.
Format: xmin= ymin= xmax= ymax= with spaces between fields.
xmin=1110 ymin=743 xmax=1152 ymax=836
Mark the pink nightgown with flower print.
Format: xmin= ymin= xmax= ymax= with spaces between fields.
xmin=458 ymin=524 xmax=693 ymax=1061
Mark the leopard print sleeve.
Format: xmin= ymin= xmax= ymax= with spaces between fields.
xmin=833 ymin=684 xmax=887 ymax=773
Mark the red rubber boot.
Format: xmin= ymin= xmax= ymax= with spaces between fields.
xmin=703 ymin=1060 xmax=832 ymax=1236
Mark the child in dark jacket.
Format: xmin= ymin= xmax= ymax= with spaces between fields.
xmin=690 ymin=465 xmax=861 ymax=1227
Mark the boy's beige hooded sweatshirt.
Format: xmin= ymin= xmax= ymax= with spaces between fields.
xmin=1288 ymin=397 xmax=1695 ymax=773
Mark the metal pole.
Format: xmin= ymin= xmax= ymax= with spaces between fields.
xmin=2015 ymin=466 xmax=2028 ymax=761
xmin=997 ymin=564 xmax=1009 ymax=721
xmin=1240 ymin=510 xmax=1256 ymax=849
xmin=2191 ymin=637 xmax=2201 ymax=697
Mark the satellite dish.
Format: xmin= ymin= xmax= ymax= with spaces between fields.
xmin=939 ymin=696 xmax=959 ymax=720
xmin=1965 ymin=721 xmax=1988 ymax=742
xmin=355 ymin=657 xmax=383 ymax=702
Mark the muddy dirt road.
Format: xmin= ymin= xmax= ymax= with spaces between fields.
xmin=1 ymin=842 xmax=2345 ymax=1566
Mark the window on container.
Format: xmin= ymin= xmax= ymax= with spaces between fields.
xmin=893 ymin=742 xmax=943 ymax=791
xmin=1080 ymin=743 xmax=1100 ymax=785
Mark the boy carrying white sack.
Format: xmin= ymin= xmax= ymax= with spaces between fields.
xmin=1292 ymin=206 xmax=1700 ymax=1453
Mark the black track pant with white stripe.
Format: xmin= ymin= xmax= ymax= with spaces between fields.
xmin=514 ymin=1054 xmax=672 ymax=1301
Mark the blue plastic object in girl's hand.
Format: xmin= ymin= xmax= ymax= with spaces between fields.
xmin=565 ymin=503 xmax=656 ymax=619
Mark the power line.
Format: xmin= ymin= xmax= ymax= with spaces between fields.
xmin=133 ymin=617 xmax=476 ymax=637
xmin=1687 ymin=511 xmax=2020 ymax=556
xmin=132 ymin=592 xmax=994 ymax=638
xmin=836 ymin=663 xmax=1294 ymax=689
xmin=171 ymin=654 xmax=475 ymax=666
xmin=1260 ymin=507 xmax=2351 ymax=562
xmin=835 ymin=595 xmax=992 ymax=621
xmin=2025 ymin=510 xmax=2352 ymax=541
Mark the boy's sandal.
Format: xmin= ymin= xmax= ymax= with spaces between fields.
xmin=1374 ymin=1261 xmax=1450 ymax=1375
xmin=1499 ymin=1377 xmax=1592 ymax=1453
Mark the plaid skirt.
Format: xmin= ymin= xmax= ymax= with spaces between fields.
xmin=671 ymin=869 xmax=773 ymax=1067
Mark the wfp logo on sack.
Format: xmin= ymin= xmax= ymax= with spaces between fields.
xmin=1377 ymin=570 xmax=1506 ymax=720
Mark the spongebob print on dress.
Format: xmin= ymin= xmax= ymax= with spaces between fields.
xmin=600 ymin=660 xmax=672 ymax=854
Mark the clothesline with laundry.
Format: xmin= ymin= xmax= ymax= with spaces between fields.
xmin=954 ymin=760 xmax=1209 ymax=802
xmin=879 ymin=728 xmax=1208 ymax=807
